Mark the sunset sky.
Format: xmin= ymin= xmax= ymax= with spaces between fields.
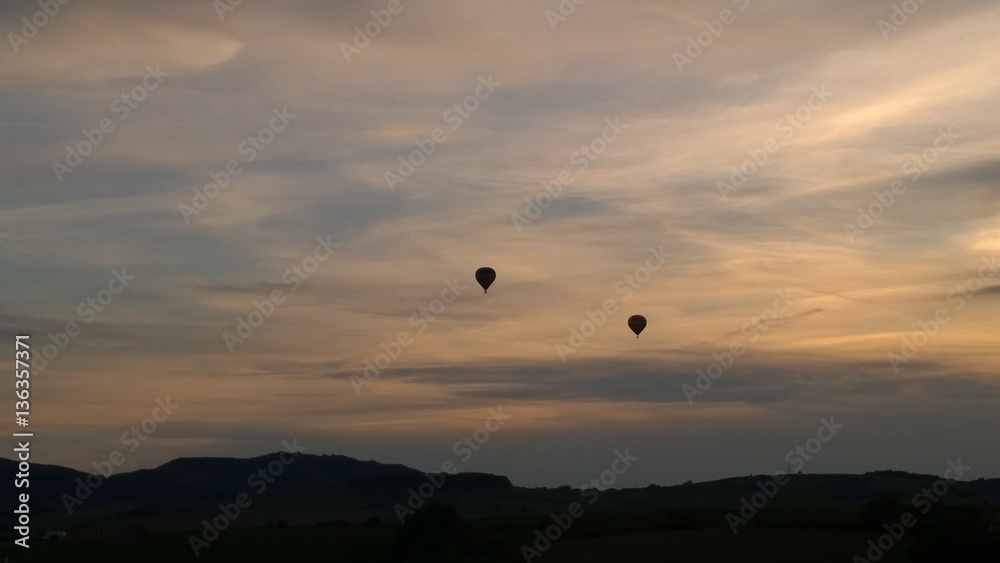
xmin=2 ymin=0 xmax=998 ymax=488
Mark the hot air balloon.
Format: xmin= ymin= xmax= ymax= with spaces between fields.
xmin=627 ymin=315 xmax=646 ymax=337
xmin=475 ymin=267 xmax=496 ymax=293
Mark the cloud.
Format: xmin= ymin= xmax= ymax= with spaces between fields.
xmin=2 ymin=0 xmax=999 ymax=485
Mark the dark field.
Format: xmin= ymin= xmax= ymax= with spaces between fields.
xmin=5 ymin=485 xmax=998 ymax=563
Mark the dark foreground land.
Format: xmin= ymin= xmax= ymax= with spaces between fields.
xmin=4 ymin=501 xmax=1000 ymax=563
xmin=3 ymin=455 xmax=1000 ymax=562
xmin=0 ymin=525 xmax=934 ymax=563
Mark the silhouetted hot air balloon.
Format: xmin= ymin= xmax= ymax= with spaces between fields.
xmin=627 ymin=315 xmax=646 ymax=338
xmin=475 ymin=267 xmax=496 ymax=293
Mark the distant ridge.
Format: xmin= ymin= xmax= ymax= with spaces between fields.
xmin=0 ymin=452 xmax=510 ymax=515
xmin=3 ymin=454 xmax=998 ymax=526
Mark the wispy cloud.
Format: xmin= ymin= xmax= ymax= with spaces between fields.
xmin=2 ymin=0 xmax=998 ymax=486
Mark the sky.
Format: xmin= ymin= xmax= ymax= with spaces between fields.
xmin=1 ymin=0 xmax=998 ymax=489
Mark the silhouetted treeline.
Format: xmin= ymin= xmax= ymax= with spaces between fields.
xmin=346 ymin=471 xmax=512 ymax=495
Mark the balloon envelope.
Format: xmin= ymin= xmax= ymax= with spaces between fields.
xmin=475 ymin=267 xmax=496 ymax=293
xmin=627 ymin=315 xmax=646 ymax=337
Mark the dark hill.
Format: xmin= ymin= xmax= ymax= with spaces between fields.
xmin=1 ymin=452 xmax=468 ymax=514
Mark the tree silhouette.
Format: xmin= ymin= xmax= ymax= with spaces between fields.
xmin=861 ymin=492 xmax=906 ymax=529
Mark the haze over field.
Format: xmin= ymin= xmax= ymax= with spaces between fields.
xmin=1 ymin=0 xmax=998 ymax=488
